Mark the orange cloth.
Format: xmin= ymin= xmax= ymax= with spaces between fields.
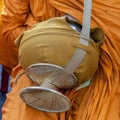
xmin=0 ymin=0 xmax=4 ymax=66
xmin=1 ymin=0 xmax=120 ymax=120
xmin=0 ymin=0 xmax=2 ymax=29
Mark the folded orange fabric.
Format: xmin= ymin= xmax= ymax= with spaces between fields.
xmin=1 ymin=0 xmax=120 ymax=120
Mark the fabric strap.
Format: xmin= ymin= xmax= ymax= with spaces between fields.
xmin=64 ymin=0 xmax=92 ymax=73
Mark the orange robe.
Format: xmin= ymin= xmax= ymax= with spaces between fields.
xmin=1 ymin=0 xmax=120 ymax=120
xmin=0 ymin=0 xmax=2 ymax=31
xmin=0 ymin=0 xmax=4 ymax=67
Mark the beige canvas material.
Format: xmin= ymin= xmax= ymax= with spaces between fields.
xmin=15 ymin=17 xmax=103 ymax=86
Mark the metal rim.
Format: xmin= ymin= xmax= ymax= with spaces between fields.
xmin=25 ymin=63 xmax=77 ymax=87
xmin=20 ymin=86 xmax=71 ymax=113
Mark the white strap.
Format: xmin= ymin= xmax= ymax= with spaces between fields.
xmin=64 ymin=0 xmax=92 ymax=73
xmin=76 ymin=79 xmax=91 ymax=91
xmin=81 ymin=0 xmax=92 ymax=39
